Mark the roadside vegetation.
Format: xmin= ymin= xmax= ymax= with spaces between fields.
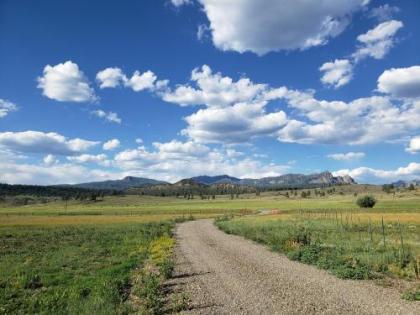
xmin=216 ymin=210 xmax=420 ymax=300
xmin=0 ymin=219 xmax=189 ymax=314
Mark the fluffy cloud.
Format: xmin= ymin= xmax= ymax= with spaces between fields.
xmin=0 ymin=161 xmax=120 ymax=185
xmin=114 ymin=139 xmax=289 ymax=182
xmin=368 ymin=4 xmax=400 ymax=22
xmin=162 ymin=65 xmax=266 ymax=107
xmin=0 ymin=131 xmax=98 ymax=155
xmin=0 ymin=137 xmax=291 ymax=184
xmin=103 ymin=139 xmax=120 ymax=151
xmin=406 ymin=136 xmax=420 ymax=154
xmin=353 ymin=20 xmax=403 ymax=61
xmin=152 ymin=140 xmax=209 ymax=157
xmin=319 ymin=20 xmax=403 ymax=88
xmin=161 ymin=65 xmax=287 ymax=143
xmin=183 ymin=103 xmax=287 ymax=143
xmin=126 ymin=70 xmax=157 ymax=91
xmin=96 ymin=67 xmax=125 ymax=88
xmin=91 ymin=110 xmax=122 ymax=124
xmin=160 ymin=65 xmax=420 ymax=145
xmin=278 ymin=90 xmax=420 ymax=145
xmin=0 ymin=99 xmax=18 ymax=118
xmin=377 ymin=66 xmax=420 ymax=99
xmin=96 ymin=67 xmax=163 ymax=92
xmin=192 ymin=0 xmax=368 ymax=55
xmin=43 ymin=154 xmax=58 ymax=166
xmin=319 ymin=59 xmax=353 ymax=89
xmin=334 ymin=162 xmax=420 ymax=184
xmin=37 ymin=61 xmax=97 ymax=102
xmin=67 ymin=154 xmax=110 ymax=166
xmin=327 ymin=152 xmax=365 ymax=161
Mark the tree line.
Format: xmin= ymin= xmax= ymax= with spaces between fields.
xmin=0 ymin=183 xmax=123 ymax=199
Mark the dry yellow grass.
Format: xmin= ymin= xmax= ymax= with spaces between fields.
xmin=0 ymin=213 xmax=219 ymax=226
xmin=351 ymin=213 xmax=420 ymax=224
xmin=246 ymin=212 xmax=420 ymax=225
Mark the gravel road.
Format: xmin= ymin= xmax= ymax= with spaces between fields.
xmin=166 ymin=219 xmax=419 ymax=314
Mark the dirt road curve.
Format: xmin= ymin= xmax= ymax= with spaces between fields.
xmin=166 ymin=219 xmax=419 ymax=315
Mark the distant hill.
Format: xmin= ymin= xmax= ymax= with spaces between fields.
xmin=184 ymin=171 xmax=355 ymax=188
xmin=72 ymin=171 xmax=355 ymax=192
xmin=173 ymin=178 xmax=208 ymax=187
xmin=189 ymin=175 xmax=241 ymax=185
xmin=239 ymin=171 xmax=355 ymax=187
xmin=391 ymin=179 xmax=420 ymax=188
xmin=73 ymin=176 xmax=168 ymax=190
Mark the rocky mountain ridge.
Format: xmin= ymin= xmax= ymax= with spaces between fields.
xmin=73 ymin=171 xmax=356 ymax=190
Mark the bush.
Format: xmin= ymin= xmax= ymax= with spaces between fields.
xmin=356 ymin=195 xmax=376 ymax=208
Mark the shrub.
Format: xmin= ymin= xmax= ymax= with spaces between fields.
xmin=356 ymin=195 xmax=376 ymax=208
xmin=402 ymin=289 xmax=420 ymax=301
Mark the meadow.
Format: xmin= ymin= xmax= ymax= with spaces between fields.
xmin=0 ymin=185 xmax=419 ymax=313
xmin=0 ymin=221 xmax=179 ymax=314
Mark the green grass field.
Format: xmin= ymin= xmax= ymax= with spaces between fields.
xmin=1 ymin=186 xmax=419 ymax=312
xmin=0 ymin=221 xmax=179 ymax=314
xmin=1 ymin=187 xmax=419 ymax=217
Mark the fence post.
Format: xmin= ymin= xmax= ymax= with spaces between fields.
xmin=381 ymin=216 xmax=386 ymax=248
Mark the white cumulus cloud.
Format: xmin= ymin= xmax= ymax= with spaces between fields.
xmin=96 ymin=67 xmax=164 ymax=92
xmin=37 ymin=61 xmax=97 ymax=102
xmin=114 ymin=139 xmax=290 ymax=182
xmin=319 ymin=59 xmax=353 ymax=89
xmin=103 ymin=139 xmax=120 ymax=151
xmin=67 ymin=154 xmax=110 ymax=166
xmin=377 ymin=66 xmax=420 ymax=99
xmin=0 ymin=161 xmax=120 ymax=185
xmin=159 ymin=65 xmax=420 ymax=145
xmin=160 ymin=65 xmax=288 ymax=143
xmin=126 ymin=70 xmax=157 ymax=91
xmin=406 ymin=136 xmax=420 ymax=154
xmin=353 ymin=20 xmax=403 ymax=61
xmin=278 ymin=90 xmax=420 ymax=145
xmin=334 ymin=162 xmax=420 ymax=184
xmin=43 ymin=154 xmax=58 ymax=166
xmin=162 ymin=65 xmax=266 ymax=107
xmin=319 ymin=20 xmax=403 ymax=88
xmin=91 ymin=110 xmax=122 ymax=124
xmin=96 ymin=67 xmax=126 ymax=88
xmin=192 ymin=0 xmax=368 ymax=55
xmin=0 ymin=131 xmax=98 ymax=156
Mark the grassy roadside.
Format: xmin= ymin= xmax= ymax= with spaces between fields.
xmin=0 ymin=218 xmax=190 ymax=314
xmin=215 ymin=215 xmax=420 ymax=300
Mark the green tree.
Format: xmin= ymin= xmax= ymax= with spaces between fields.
xmin=382 ymin=184 xmax=394 ymax=193
xmin=356 ymin=195 xmax=376 ymax=208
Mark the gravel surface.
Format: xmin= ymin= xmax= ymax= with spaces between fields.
xmin=166 ymin=219 xmax=419 ymax=315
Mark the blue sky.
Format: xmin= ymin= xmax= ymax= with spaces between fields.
xmin=0 ymin=0 xmax=419 ymax=184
